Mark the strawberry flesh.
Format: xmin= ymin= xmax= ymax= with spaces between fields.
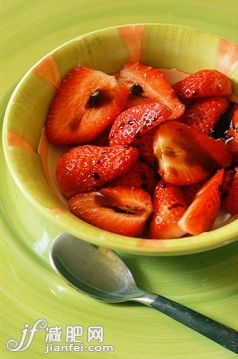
xmin=153 ymin=121 xmax=232 ymax=185
xmin=45 ymin=67 xmax=128 ymax=145
xmin=150 ymin=181 xmax=187 ymax=239
xmin=56 ymin=145 xmax=138 ymax=198
xmin=178 ymin=169 xmax=224 ymax=235
xmin=125 ymin=95 xmax=156 ymax=109
xmin=120 ymin=62 xmax=185 ymax=119
xmin=69 ymin=186 xmax=153 ymax=237
xmin=173 ymin=70 xmax=232 ymax=101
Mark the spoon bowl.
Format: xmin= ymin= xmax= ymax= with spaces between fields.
xmin=50 ymin=233 xmax=238 ymax=354
xmin=50 ymin=233 xmax=144 ymax=303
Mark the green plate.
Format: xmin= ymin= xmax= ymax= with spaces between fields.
xmin=1 ymin=1 xmax=238 ymax=358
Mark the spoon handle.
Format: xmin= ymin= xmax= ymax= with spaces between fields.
xmin=136 ymin=293 xmax=238 ymax=353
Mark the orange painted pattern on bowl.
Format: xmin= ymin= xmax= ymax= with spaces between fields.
xmin=118 ymin=25 xmax=144 ymax=62
xmin=137 ymin=238 xmax=166 ymax=248
xmin=217 ymin=39 xmax=238 ymax=76
xmin=8 ymin=131 xmax=35 ymax=153
xmin=38 ymin=128 xmax=58 ymax=196
xmin=33 ymin=55 xmax=61 ymax=88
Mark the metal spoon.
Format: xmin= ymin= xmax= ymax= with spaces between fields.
xmin=50 ymin=233 xmax=238 ymax=354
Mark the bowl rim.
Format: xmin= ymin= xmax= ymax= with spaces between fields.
xmin=3 ymin=22 xmax=238 ymax=256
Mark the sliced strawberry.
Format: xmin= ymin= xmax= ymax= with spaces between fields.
xmin=178 ymin=169 xmax=224 ymax=235
xmin=222 ymin=166 xmax=238 ymax=214
xmin=226 ymin=105 xmax=238 ymax=163
xmin=181 ymin=180 xmax=207 ymax=205
xmin=56 ymin=145 xmax=138 ymax=198
xmin=108 ymin=160 xmax=158 ymax=194
xmin=209 ymin=102 xmax=234 ymax=140
xmin=125 ymin=96 xmax=156 ymax=109
xmin=91 ymin=127 xmax=111 ymax=146
xmin=69 ymin=186 xmax=153 ymax=237
xmin=119 ymin=62 xmax=185 ymax=119
xmin=153 ymin=121 xmax=232 ymax=186
xmin=183 ymin=97 xmax=229 ymax=135
xmin=134 ymin=127 xmax=158 ymax=167
xmin=149 ymin=181 xmax=187 ymax=239
xmin=45 ymin=67 xmax=128 ymax=145
xmin=173 ymin=70 xmax=232 ymax=101
xmin=109 ymin=103 xmax=171 ymax=146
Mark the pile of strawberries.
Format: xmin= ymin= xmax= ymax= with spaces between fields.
xmin=45 ymin=62 xmax=238 ymax=239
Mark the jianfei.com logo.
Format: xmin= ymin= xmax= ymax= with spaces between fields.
xmin=6 ymin=319 xmax=114 ymax=354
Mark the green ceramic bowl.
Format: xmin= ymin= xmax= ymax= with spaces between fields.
xmin=3 ymin=23 xmax=238 ymax=255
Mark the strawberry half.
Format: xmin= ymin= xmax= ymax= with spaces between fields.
xmin=222 ymin=166 xmax=238 ymax=214
xmin=134 ymin=127 xmax=158 ymax=167
xmin=173 ymin=69 xmax=232 ymax=101
xmin=119 ymin=62 xmax=185 ymax=119
xmin=109 ymin=103 xmax=171 ymax=146
xmin=149 ymin=181 xmax=187 ymax=239
xmin=56 ymin=145 xmax=138 ymax=198
xmin=183 ymin=97 xmax=229 ymax=135
xmin=69 ymin=186 xmax=153 ymax=237
xmin=178 ymin=169 xmax=224 ymax=235
xmin=181 ymin=179 xmax=207 ymax=205
xmin=45 ymin=67 xmax=128 ymax=145
xmin=125 ymin=95 xmax=156 ymax=109
xmin=153 ymin=121 xmax=232 ymax=185
xmin=226 ymin=105 xmax=238 ymax=163
xmin=108 ymin=160 xmax=158 ymax=194
xmin=91 ymin=127 xmax=111 ymax=146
